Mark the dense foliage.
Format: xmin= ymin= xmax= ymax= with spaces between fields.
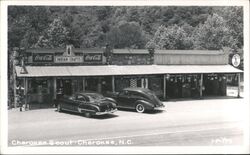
xmin=8 ymin=6 xmax=243 ymax=50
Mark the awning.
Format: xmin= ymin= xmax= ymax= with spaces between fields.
xmin=15 ymin=65 xmax=243 ymax=77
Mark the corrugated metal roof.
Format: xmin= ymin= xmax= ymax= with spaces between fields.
xmin=26 ymin=48 xmax=225 ymax=55
xmin=16 ymin=65 xmax=242 ymax=77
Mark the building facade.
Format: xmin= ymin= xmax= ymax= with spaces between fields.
xmin=13 ymin=46 xmax=242 ymax=109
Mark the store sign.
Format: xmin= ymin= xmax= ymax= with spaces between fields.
xmin=84 ymin=53 xmax=103 ymax=62
xmin=231 ymin=54 xmax=241 ymax=67
xmin=55 ymin=56 xmax=83 ymax=63
xmin=33 ymin=53 xmax=54 ymax=63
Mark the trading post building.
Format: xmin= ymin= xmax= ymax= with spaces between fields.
xmin=12 ymin=45 xmax=243 ymax=109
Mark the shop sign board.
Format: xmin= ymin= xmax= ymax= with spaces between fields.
xmin=231 ymin=54 xmax=241 ymax=67
xmin=32 ymin=53 xmax=54 ymax=63
xmin=84 ymin=53 xmax=103 ymax=62
xmin=55 ymin=56 xmax=83 ymax=63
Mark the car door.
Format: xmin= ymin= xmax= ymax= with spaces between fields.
xmin=62 ymin=95 xmax=75 ymax=111
xmin=74 ymin=94 xmax=87 ymax=112
xmin=127 ymin=91 xmax=141 ymax=108
xmin=117 ymin=90 xmax=134 ymax=108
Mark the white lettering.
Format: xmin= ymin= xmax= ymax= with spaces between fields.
xmin=85 ymin=54 xmax=102 ymax=61
xmin=55 ymin=56 xmax=83 ymax=63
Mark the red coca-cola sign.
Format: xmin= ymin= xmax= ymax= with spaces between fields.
xmin=84 ymin=53 xmax=103 ymax=62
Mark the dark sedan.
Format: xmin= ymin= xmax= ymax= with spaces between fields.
xmin=108 ymin=87 xmax=165 ymax=113
xmin=56 ymin=92 xmax=117 ymax=117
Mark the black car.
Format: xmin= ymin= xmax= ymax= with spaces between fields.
xmin=108 ymin=87 xmax=165 ymax=113
xmin=56 ymin=92 xmax=117 ymax=117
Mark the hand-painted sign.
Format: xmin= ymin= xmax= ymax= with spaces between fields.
xmin=231 ymin=54 xmax=241 ymax=67
xmin=32 ymin=53 xmax=54 ymax=63
xmin=55 ymin=56 xmax=83 ymax=63
xmin=84 ymin=53 xmax=103 ymax=62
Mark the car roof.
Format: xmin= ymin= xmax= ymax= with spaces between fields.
xmin=123 ymin=87 xmax=151 ymax=93
xmin=76 ymin=91 xmax=102 ymax=95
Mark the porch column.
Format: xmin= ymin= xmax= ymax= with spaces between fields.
xmin=24 ymin=77 xmax=28 ymax=108
xmin=82 ymin=77 xmax=85 ymax=91
xmin=163 ymin=74 xmax=166 ymax=100
xmin=237 ymin=73 xmax=241 ymax=98
xmin=97 ymin=78 xmax=102 ymax=93
xmin=112 ymin=76 xmax=115 ymax=92
xmin=53 ymin=77 xmax=57 ymax=99
xmin=199 ymin=74 xmax=203 ymax=98
xmin=13 ymin=58 xmax=17 ymax=108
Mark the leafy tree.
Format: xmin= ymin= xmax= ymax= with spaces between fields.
xmin=192 ymin=13 xmax=231 ymax=50
xmin=7 ymin=6 xmax=243 ymax=50
xmin=214 ymin=6 xmax=243 ymax=49
xmin=35 ymin=18 xmax=70 ymax=48
xmin=146 ymin=25 xmax=193 ymax=50
xmin=106 ymin=21 xmax=146 ymax=48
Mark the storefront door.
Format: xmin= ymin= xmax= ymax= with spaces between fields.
xmin=56 ymin=79 xmax=72 ymax=97
xmin=63 ymin=79 xmax=72 ymax=95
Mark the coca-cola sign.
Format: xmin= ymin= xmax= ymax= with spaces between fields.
xmin=84 ymin=53 xmax=103 ymax=62
xmin=33 ymin=53 xmax=54 ymax=63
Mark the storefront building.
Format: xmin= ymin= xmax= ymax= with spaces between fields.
xmin=13 ymin=46 xmax=242 ymax=109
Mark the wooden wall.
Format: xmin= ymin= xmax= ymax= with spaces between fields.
xmin=154 ymin=50 xmax=228 ymax=65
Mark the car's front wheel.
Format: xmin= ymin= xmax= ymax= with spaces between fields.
xmin=136 ymin=104 xmax=145 ymax=113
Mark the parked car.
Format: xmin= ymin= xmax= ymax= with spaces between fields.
xmin=56 ymin=92 xmax=117 ymax=117
xmin=107 ymin=87 xmax=165 ymax=113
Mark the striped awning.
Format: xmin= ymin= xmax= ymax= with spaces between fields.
xmin=15 ymin=65 xmax=243 ymax=77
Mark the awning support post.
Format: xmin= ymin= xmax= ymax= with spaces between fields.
xmin=24 ymin=77 xmax=28 ymax=109
xmin=112 ymin=76 xmax=115 ymax=92
xmin=13 ymin=60 xmax=17 ymax=108
xmin=163 ymin=74 xmax=166 ymax=100
xmin=82 ymin=77 xmax=85 ymax=91
xmin=199 ymin=74 xmax=203 ymax=98
xmin=97 ymin=78 xmax=102 ymax=93
xmin=237 ymin=73 xmax=241 ymax=98
xmin=53 ymin=77 xmax=56 ymax=99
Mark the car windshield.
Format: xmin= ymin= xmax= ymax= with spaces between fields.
xmin=85 ymin=93 xmax=104 ymax=101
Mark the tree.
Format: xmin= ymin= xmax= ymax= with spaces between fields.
xmin=192 ymin=13 xmax=231 ymax=50
xmin=146 ymin=25 xmax=193 ymax=50
xmin=214 ymin=6 xmax=243 ymax=49
xmin=106 ymin=21 xmax=146 ymax=48
xmin=35 ymin=18 xmax=69 ymax=48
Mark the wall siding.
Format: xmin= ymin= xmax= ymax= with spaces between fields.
xmin=154 ymin=53 xmax=228 ymax=65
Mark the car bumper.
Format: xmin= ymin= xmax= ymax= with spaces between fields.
xmin=95 ymin=109 xmax=117 ymax=115
xmin=154 ymin=105 xmax=165 ymax=110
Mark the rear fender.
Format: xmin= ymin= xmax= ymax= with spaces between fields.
xmin=135 ymin=100 xmax=154 ymax=110
xmin=79 ymin=104 xmax=100 ymax=113
xmin=105 ymin=98 xmax=117 ymax=106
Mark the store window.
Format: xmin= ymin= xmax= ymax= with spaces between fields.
xmin=28 ymin=79 xmax=49 ymax=94
xmin=148 ymin=76 xmax=163 ymax=97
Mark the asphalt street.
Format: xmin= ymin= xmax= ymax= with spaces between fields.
xmin=8 ymin=98 xmax=246 ymax=146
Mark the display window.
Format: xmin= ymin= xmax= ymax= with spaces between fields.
xmin=28 ymin=78 xmax=49 ymax=94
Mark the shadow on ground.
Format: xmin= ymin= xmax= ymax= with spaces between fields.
xmin=54 ymin=109 xmax=119 ymax=119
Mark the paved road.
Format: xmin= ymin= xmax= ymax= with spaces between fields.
xmin=8 ymin=98 xmax=245 ymax=146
